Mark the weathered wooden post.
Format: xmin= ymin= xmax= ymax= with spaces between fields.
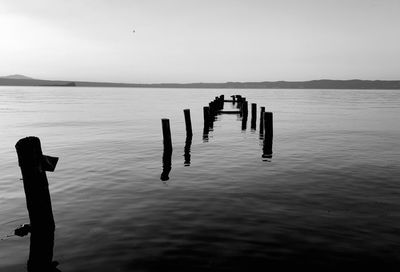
xmin=209 ymin=102 xmax=215 ymax=117
xmin=183 ymin=109 xmax=192 ymax=137
xmin=259 ymin=106 xmax=265 ymax=135
xmin=161 ymin=119 xmax=173 ymax=180
xmin=203 ymin=106 xmax=210 ymax=124
xmin=15 ymin=136 xmax=59 ymax=271
xmin=259 ymin=106 xmax=265 ymax=139
xmin=241 ymin=114 xmax=248 ymax=131
xmin=161 ymin=119 xmax=172 ymax=151
xmin=219 ymin=95 xmax=224 ymax=109
xmin=242 ymin=100 xmax=248 ymax=116
xmin=263 ymin=112 xmax=273 ymax=138
xmin=208 ymin=102 xmax=215 ymax=129
xmin=251 ymin=103 xmax=257 ymax=130
xmin=236 ymin=95 xmax=242 ymax=109
xmin=202 ymin=125 xmax=209 ymax=142
xmin=263 ymin=112 xmax=273 ymax=157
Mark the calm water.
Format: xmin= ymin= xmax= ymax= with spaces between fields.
xmin=1 ymin=87 xmax=400 ymax=271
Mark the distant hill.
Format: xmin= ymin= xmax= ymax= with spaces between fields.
xmin=0 ymin=76 xmax=76 ymax=87
xmin=0 ymin=74 xmax=34 ymax=80
xmin=1 ymin=75 xmax=400 ymax=89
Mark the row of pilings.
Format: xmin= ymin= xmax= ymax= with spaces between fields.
xmin=161 ymin=94 xmax=274 ymax=180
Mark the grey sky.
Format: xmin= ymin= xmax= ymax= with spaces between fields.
xmin=1 ymin=0 xmax=399 ymax=83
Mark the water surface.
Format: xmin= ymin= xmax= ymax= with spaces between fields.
xmin=1 ymin=87 xmax=400 ymax=271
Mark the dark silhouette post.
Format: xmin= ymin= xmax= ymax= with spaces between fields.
xmin=202 ymin=125 xmax=209 ymax=142
xmin=183 ymin=109 xmax=192 ymax=137
xmin=241 ymin=113 xmax=248 ymax=131
xmin=219 ymin=95 xmax=224 ymax=109
xmin=161 ymin=119 xmax=173 ymax=181
xmin=161 ymin=119 xmax=172 ymax=152
xmin=263 ymin=112 xmax=273 ymax=138
xmin=241 ymin=100 xmax=248 ymax=116
xmin=259 ymin=106 xmax=265 ymax=138
xmin=263 ymin=112 xmax=273 ymax=157
xmin=251 ymin=103 xmax=257 ymax=130
xmin=236 ymin=95 xmax=242 ymax=109
xmin=15 ymin=136 xmax=59 ymax=271
xmin=203 ymin=106 xmax=210 ymax=125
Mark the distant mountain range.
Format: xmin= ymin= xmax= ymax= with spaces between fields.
xmin=1 ymin=75 xmax=400 ymax=89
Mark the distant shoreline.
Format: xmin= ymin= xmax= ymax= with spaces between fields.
xmin=1 ymin=77 xmax=400 ymax=89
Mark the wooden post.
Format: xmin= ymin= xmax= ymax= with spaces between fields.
xmin=263 ymin=112 xmax=273 ymax=138
xmin=236 ymin=95 xmax=242 ymax=109
xmin=263 ymin=112 xmax=273 ymax=157
xmin=202 ymin=125 xmax=209 ymax=142
xmin=209 ymin=102 xmax=215 ymax=116
xmin=251 ymin=103 xmax=257 ymax=120
xmin=161 ymin=119 xmax=172 ymax=151
xmin=219 ymin=95 xmax=224 ymax=109
xmin=241 ymin=114 xmax=248 ymax=131
xmin=161 ymin=119 xmax=172 ymax=180
xmin=242 ymin=100 xmax=248 ymax=116
xmin=203 ymin=106 xmax=210 ymax=124
xmin=259 ymin=106 xmax=265 ymax=134
xmin=183 ymin=109 xmax=192 ymax=137
xmin=15 ymin=136 xmax=58 ymax=270
xmin=251 ymin=103 xmax=257 ymax=130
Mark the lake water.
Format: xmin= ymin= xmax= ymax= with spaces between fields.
xmin=1 ymin=87 xmax=400 ymax=271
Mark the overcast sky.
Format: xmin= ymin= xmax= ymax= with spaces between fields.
xmin=1 ymin=0 xmax=399 ymax=83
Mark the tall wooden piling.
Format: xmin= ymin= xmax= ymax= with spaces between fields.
xmin=183 ymin=109 xmax=192 ymax=137
xmin=263 ymin=112 xmax=273 ymax=138
xmin=236 ymin=95 xmax=242 ymax=109
xmin=209 ymin=102 xmax=215 ymax=117
xmin=262 ymin=112 xmax=273 ymax=157
xmin=242 ymin=101 xmax=248 ymax=116
xmin=15 ymin=136 xmax=58 ymax=270
xmin=203 ymin=106 xmax=210 ymax=124
xmin=162 ymin=119 xmax=172 ymax=151
xmin=202 ymin=125 xmax=209 ymax=142
xmin=251 ymin=103 xmax=257 ymax=130
xmin=251 ymin=103 xmax=257 ymax=120
xmin=241 ymin=114 xmax=248 ymax=131
xmin=259 ymin=106 xmax=265 ymax=133
xmin=219 ymin=95 xmax=224 ymax=109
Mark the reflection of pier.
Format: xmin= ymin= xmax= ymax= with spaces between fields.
xmin=160 ymin=94 xmax=275 ymax=180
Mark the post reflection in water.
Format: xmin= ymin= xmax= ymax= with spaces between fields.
xmin=28 ymin=230 xmax=61 ymax=272
xmin=202 ymin=124 xmax=209 ymax=142
xmin=184 ymin=135 xmax=192 ymax=166
xmin=161 ymin=148 xmax=172 ymax=181
xmin=262 ymin=135 xmax=273 ymax=161
xmin=241 ymin=115 xmax=248 ymax=131
xmin=251 ymin=117 xmax=256 ymax=131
